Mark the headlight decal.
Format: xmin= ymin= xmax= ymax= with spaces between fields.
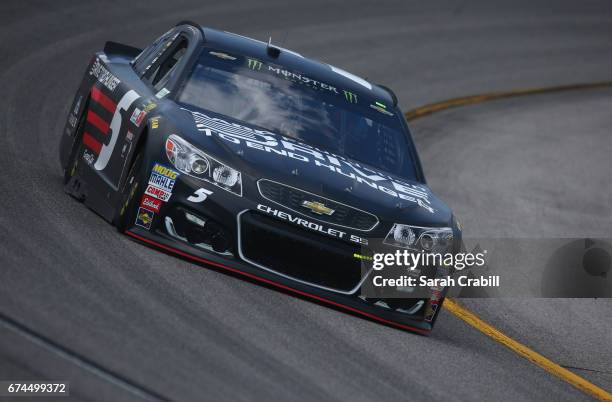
xmin=384 ymin=223 xmax=453 ymax=252
xmin=165 ymin=135 xmax=243 ymax=196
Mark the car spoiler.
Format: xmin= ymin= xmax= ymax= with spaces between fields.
xmin=103 ymin=41 xmax=142 ymax=58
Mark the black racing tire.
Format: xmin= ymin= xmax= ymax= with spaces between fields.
xmin=114 ymin=149 xmax=145 ymax=232
xmin=63 ymin=106 xmax=88 ymax=186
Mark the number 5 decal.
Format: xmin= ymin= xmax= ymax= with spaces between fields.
xmin=95 ymin=89 xmax=140 ymax=171
xmin=187 ymin=188 xmax=213 ymax=203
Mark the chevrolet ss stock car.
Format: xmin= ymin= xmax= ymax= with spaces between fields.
xmin=59 ymin=21 xmax=461 ymax=334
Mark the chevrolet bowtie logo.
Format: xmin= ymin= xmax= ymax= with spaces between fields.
xmin=301 ymin=200 xmax=335 ymax=216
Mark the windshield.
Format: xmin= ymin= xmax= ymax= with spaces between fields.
xmin=178 ymin=49 xmax=418 ymax=179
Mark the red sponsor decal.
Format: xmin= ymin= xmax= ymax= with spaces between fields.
xmin=145 ymin=184 xmax=171 ymax=201
xmin=135 ymin=111 xmax=145 ymax=126
xmin=140 ymin=194 xmax=162 ymax=213
xmin=130 ymin=108 xmax=146 ymax=127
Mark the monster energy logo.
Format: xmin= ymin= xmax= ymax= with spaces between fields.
xmin=343 ymin=90 xmax=358 ymax=104
xmin=247 ymin=58 xmax=263 ymax=70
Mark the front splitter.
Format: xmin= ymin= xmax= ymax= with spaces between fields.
xmin=125 ymin=226 xmax=434 ymax=335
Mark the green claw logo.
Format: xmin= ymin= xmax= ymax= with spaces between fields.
xmin=247 ymin=58 xmax=263 ymax=70
xmin=343 ymin=90 xmax=358 ymax=104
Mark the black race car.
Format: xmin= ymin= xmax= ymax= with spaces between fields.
xmin=59 ymin=21 xmax=460 ymax=334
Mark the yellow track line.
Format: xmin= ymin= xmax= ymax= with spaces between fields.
xmin=404 ymin=80 xmax=612 ymax=120
xmin=404 ymin=81 xmax=612 ymax=401
xmin=444 ymin=299 xmax=612 ymax=401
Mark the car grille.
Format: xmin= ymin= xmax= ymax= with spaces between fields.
xmin=239 ymin=211 xmax=366 ymax=293
xmin=257 ymin=179 xmax=378 ymax=231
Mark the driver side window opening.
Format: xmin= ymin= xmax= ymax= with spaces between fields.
xmin=146 ymin=37 xmax=188 ymax=91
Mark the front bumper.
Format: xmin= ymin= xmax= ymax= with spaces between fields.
xmin=125 ymin=226 xmax=436 ymax=334
xmin=130 ymin=171 xmax=442 ymax=334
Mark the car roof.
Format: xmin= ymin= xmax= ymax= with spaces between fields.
xmin=199 ymin=26 xmax=397 ymax=106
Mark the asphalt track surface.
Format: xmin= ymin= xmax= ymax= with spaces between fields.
xmin=1 ymin=1 xmax=611 ymax=400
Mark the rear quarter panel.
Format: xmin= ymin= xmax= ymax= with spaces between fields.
xmin=59 ymin=52 xmax=159 ymax=220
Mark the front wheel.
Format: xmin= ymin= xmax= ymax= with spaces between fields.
xmin=114 ymin=150 xmax=144 ymax=232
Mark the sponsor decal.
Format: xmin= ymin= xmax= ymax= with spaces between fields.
xmin=353 ymin=253 xmax=374 ymax=262
xmin=343 ymin=90 xmax=358 ymax=104
xmin=151 ymin=163 xmax=179 ymax=180
xmin=424 ymin=301 xmax=439 ymax=322
xmin=210 ymin=51 xmax=236 ymax=61
xmin=89 ymin=58 xmax=120 ymax=91
xmin=187 ymin=188 xmax=213 ymax=203
xmin=120 ymin=141 xmax=132 ymax=160
xmin=135 ymin=207 xmax=154 ymax=229
xmin=424 ymin=279 xmax=444 ymax=321
xmin=149 ymin=171 xmax=175 ymax=191
xmin=267 ymin=65 xmax=339 ymax=94
xmin=155 ymin=88 xmax=170 ymax=99
xmin=68 ymin=114 xmax=78 ymax=128
xmin=68 ymin=95 xmax=83 ymax=128
xmin=151 ymin=117 xmax=159 ymax=129
xmin=187 ymin=110 xmax=435 ymax=213
xmin=118 ymin=131 xmax=135 ymax=163
xmin=130 ymin=108 xmax=146 ymax=127
xmin=73 ymin=95 xmax=83 ymax=115
xmin=148 ymin=163 xmax=178 ymax=194
xmin=140 ymin=194 xmax=162 ymax=213
xmin=145 ymin=184 xmax=171 ymax=202
xmin=143 ymin=164 xmax=179 ymax=202
xmin=143 ymin=102 xmax=157 ymax=112
xmin=95 ymin=90 xmax=140 ymax=170
xmin=257 ymin=204 xmax=367 ymax=245
xmin=247 ymin=58 xmax=263 ymax=70
xmin=83 ymin=149 xmax=95 ymax=165
xmin=370 ymin=102 xmax=394 ymax=116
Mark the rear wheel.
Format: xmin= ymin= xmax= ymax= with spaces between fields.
xmin=63 ymin=105 xmax=88 ymax=199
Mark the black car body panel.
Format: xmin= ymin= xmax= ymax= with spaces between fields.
xmin=59 ymin=22 xmax=461 ymax=333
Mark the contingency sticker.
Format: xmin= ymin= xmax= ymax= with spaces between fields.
xmin=144 ymin=164 xmax=180 ymax=202
xmin=130 ymin=108 xmax=146 ymax=127
xmin=155 ymin=88 xmax=170 ymax=99
xmin=140 ymin=194 xmax=162 ymax=213
xmin=145 ymin=185 xmax=172 ymax=202
xmin=148 ymin=164 xmax=179 ymax=190
xmin=135 ymin=207 xmax=154 ymax=230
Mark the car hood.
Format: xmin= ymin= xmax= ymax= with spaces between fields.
xmin=176 ymin=106 xmax=453 ymax=228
